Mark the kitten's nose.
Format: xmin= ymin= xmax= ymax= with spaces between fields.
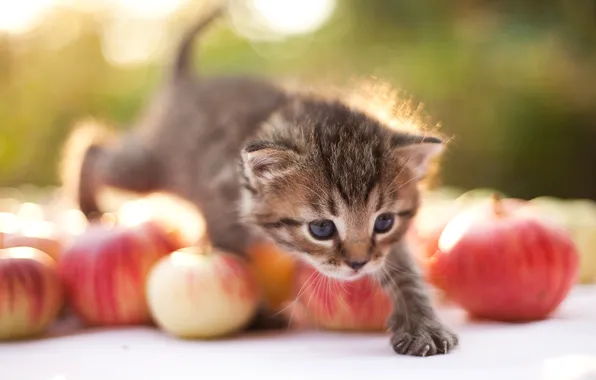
xmin=346 ymin=260 xmax=368 ymax=271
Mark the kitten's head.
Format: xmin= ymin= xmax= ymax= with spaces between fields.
xmin=240 ymin=98 xmax=443 ymax=281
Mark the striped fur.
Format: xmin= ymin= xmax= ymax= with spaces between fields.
xmin=63 ymin=7 xmax=458 ymax=355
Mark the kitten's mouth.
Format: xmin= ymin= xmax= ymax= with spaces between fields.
xmin=318 ymin=267 xmax=368 ymax=282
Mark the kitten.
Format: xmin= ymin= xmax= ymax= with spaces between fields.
xmin=61 ymin=7 xmax=458 ymax=356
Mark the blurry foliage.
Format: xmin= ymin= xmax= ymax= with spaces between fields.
xmin=0 ymin=0 xmax=595 ymax=200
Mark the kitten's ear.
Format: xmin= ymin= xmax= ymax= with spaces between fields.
xmin=241 ymin=141 xmax=299 ymax=183
xmin=393 ymin=135 xmax=444 ymax=178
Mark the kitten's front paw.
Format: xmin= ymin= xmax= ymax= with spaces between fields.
xmin=390 ymin=322 xmax=458 ymax=357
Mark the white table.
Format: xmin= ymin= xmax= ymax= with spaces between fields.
xmin=2 ymin=286 xmax=596 ymax=380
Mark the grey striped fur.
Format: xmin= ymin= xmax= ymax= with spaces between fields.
xmin=63 ymin=6 xmax=458 ymax=355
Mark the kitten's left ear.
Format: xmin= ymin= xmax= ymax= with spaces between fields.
xmin=393 ymin=135 xmax=444 ymax=178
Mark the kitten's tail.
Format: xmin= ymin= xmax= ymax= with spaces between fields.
xmin=172 ymin=5 xmax=226 ymax=80
xmin=59 ymin=119 xmax=115 ymax=219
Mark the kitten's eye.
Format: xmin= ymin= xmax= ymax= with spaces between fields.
xmin=308 ymin=220 xmax=336 ymax=240
xmin=374 ymin=213 xmax=395 ymax=233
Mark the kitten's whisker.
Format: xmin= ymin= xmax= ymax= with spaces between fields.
xmin=387 ymin=154 xmax=414 ymax=190
xmin=324 ymin=276 xmax=331 ymax=320
xmin=335 ymin=280 xmax=351 ymax=312
xmin=398 ymin=173 xmax=424 ymax=189
xmin=362 ymin=274 xmax=378 ymax=309
xmin=273 ymin=268 xmax=319 ymax=318
xmin=287 ymin=271 xmax=320 ymax=330
xmin=340 ymin=279 xmax=352 ymax=296
xmin=306 ymin=272 xmax=324 ymax=327
xmin=382 ymin=261 xmax=412 ymax=276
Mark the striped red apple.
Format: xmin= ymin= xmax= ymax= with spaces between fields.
xmin=293 ymin=262 xmax=392 ymax=331
xmin=0 ymin=247 xmax=64 ymax=340
xmin=59 ymin=220 xmax=182 ymax=326
xmin=426 ymin=194 xmax=579 ymax=321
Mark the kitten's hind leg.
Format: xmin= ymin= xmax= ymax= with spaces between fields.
xmin=61 ymin=124 xmax=163 ymax=219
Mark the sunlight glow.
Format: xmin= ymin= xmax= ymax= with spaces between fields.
xmin=101 ymin=17 xmax=167 ymax=67
xmin=16 ymin=203 xmax=45 ymax=222
xmin=4 ymin=246 xmax=41 ymax=260
xmin=251 ymin=0 xmax=335 ymax=35
xmin=437 ymin=208 xmax=476 ymax=253
xmin=170 ymin=248 xmax=202 ymax=267
xmin=55 ymin=209 xmax=88 ymax=236
xmin=21 ymin=220 xmax=56 ymax=238
xmin=117 ymin=199 xmax=154 ymax=227
xmin=231 ymin=0 xmax=336 ymax=41
xmin=0 ymin=212 xmax=19 ymax=234
xmin=0 ymin=0 xmax=188 ymax=34
xmin=116 ymin=193 xmax=205 ymax=246
xmin=111 ymin=0 xmax=188 ymax=19
xmin=0 ymin=0 xmax=56 ymax=33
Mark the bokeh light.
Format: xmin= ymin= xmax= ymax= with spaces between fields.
xmin=251 ymin=0 xmax=335 ymax=36
xmin=0 ymin=0 xmax=56 ymax=33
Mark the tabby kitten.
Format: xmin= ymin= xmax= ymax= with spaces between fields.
xmin=62 ymin=7 xmax=458 ymax=356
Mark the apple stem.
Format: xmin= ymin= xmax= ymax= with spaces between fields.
xmin=492 ymin=193 xmax=504 ymax=216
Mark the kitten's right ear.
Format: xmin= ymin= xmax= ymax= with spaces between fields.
xmin=241 ymin=141 xmax=299 ymax=183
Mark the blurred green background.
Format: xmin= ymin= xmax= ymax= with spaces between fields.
xmin=1 ymin=0 xmax=595 ymax=200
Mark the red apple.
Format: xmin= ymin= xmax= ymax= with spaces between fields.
xmin=0 ymin=210 xmax=64 ymax=262
xmin=2 ymin=229 xmax=64 ymax=263
xmin=0 ymin=247 xmax=64 ymax=340
xmin=411 ymin=189 xmax=509 ymax=262
xmin=59 ymin=220 xmax=180 ymax=326
xmin=116 ymin=193 xmax=206 ymax=247
xmin=293 ymin=262 xmax=392 ymax=331
xmin=146 ymin=246 xmax=260 ymax=338
xmin=426 ymin=194 xmax=579 ymax=322
xmin=410 ymin=199 xmax=461 ymax=261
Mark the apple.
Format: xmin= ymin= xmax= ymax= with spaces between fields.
xmin=245 ymin=241 xmax=297 ymax=313
xmin=1 ymin=225 xmax=64 ymax=262
xmin=0 ymin=208 xmax=64 ymax=262
xmin=115 ymin=192 xmax=207 ymax=247
xmin=529 ymin=197 xmax=596 ymax=284
xmin=59 ymin=220 xmax=179 ymax=326
xmin=455 ymin=188 xmax=508 ymax=207
xmin=411 ymin=189 xmax=510 ymax=296
xmin=0 ymin=247 xmax=64 ymax=340
xmin=565 ymin=199 xmax=596 ymax=284
xmin=410 ymin=198 xmax=461 ymax=258
xmin=146 ymin=246 xmax=260 ymax=339
xmin=426 ymin=194 xmax=579 ymax=322
xmin=410 ymin=187 xmax=507 ymax=261
xmin=292 ymin=262 xmax=392 ymax=331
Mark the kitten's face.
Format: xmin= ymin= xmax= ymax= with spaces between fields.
xmin=240 ymin=101 xmax=443 ymax=281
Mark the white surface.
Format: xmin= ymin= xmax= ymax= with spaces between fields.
xmin=2 ymin=286 xmax=596 ymax=380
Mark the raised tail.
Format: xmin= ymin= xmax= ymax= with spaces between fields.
xmin=171 ymin=5 xmax=226 ymax=80
xmin=59 ymin=119 xmax=115 ymax=219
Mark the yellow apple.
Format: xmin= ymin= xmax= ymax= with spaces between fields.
xmin=146 ymin=246 xmax=260 ymax=339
